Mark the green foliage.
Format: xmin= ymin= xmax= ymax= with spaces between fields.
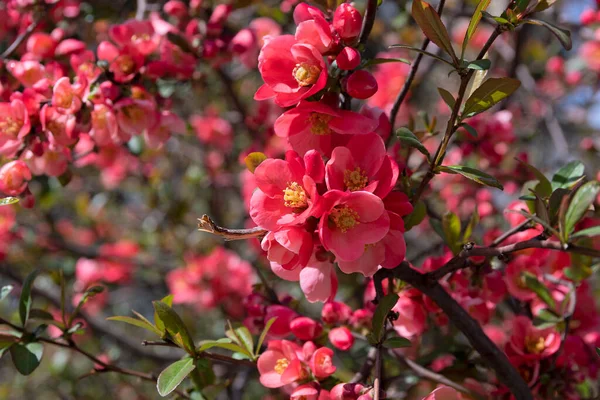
xmin=19 ymin=270 xmax=39 ymax=326
xmin=369 ymin=293 xmax=399 ymax=345
xmin=523 ymin=19 xmax=572 ymax=50
xmin=439 ymin=165 xmax=503 ymax=190
xmin=462 ymin=0 xmax=492 ymax=57
xmin=0 ymin=285 xmax=13 ymax=302
xmin=153 ymin=301 xmax=196 ymax=355
xmin=396 ymin=128 xmax=430 ymax=158
xmin=0 ymin=197 xmax=19 ymax=206
xmin=564 ymin=181 xmax=600 ymax=239
xmin=10 ymin=342 xmax=43 ymax=376
xmin=411 ymin=0 xmax=458 ymax=65
xmin=522 ymin=272 xmax=555 ymax=309
xmin=383 ymin=336 xmax=412 ymax=349
xmin=157 ymin=357 xmax=196 ymax=397
xmin=442 ymin=211 xmax=462 ymax=254
xmin=437 ymin=88 xmax=456 ymax=110
xmin=404 ymin=201 xmax=427 ymax=231
xmin=461 ymin=78 xmax=521 ymax=118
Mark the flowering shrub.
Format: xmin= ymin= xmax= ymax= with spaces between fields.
xmin=0 ymin=1 xmax=600 ymax=400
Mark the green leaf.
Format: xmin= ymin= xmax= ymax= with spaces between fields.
xmin=462 ymin=207 xmax=479 ymax=242
xmin=365 ymin=57 xmax=411 ymax=67
xmin=388 ymin=44 xmax=455 ymax=67
xmin=465 ymin=59 xmax=491 ymax=70
xmin=524 ymin=19 xmax=572 ymax=50
xmin=404 ymin=200 xmax=426 ymax=231
xmin=552 ymin=161 xmax=585 ymax=191
xmin=107 ymin=316 xmax=162 ymax=336
xmin=154 ymin=294 xmax=174 ymax=335
xmin=462 ymin=77 xmax=521 ymax=118
xmin=396 ymin=128 xmax=430 ymax=158
xmin=197 ymin=339 xmax=248 ymax=354
xmin=0 ymin=197 xmax=19 ymax=206
xmin=516 ymin=158 xmax=552 ymax=197
xmin=437 ymin=88 xmax=455 ymax=110
xmin=10 ymin=342 xmax=43 ymax=375
xmin=0 ymin=285 xmax=13 ymax=301
xmin=157 ymin=357 xmax=196 ymax=397
xmin=383 ymin=336 xmax=412 ymax=349
xmin=371 ymin=293 xmax=399 ymax=343
xmin=256 ymin=317 xmax=277 ymax=356
xmin=439 ymin=165 xmax=503 ymax=190
xmin=571 ymin=226 xmax=600 ymax=240
xmin=442 ymin=211 xmax=462 ymax=254
xmin=226 ymin=325 xmax=254 ymax=357
xmin=596 ymin=347 xmax=600 ymax=358
xmin=153 ymin=301 xmax=196 ymax=355
xmin=523 ymin=272 xmax=555 ymax=309
xmin=532 ymin=308 xmax=562 ymax=329
xmin=514 ymin=0 xmax=532 ymax=12
xmin=19 ymin=270 xmax=39 ymax=326
xmin=462 ymin=0 xmax=492 ymax=57
xmin=534 ymin=0 xmax=558 ymax=12
xmin=565 ymin=181 xmax=600 ymax=238
xmin=460 ymin=122 xmax=478 ymax=138
xmin=533 ymin=192 xmax=551 ymax=229
xmin=411 ymin=0 xmax=458 ymax=64
xmin=244 ymin=152 xmax=267 ymax=174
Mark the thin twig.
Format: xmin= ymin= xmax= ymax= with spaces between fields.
xmin=490 ymin=218 xmax=533 ymax=247
xmin=1 ymin=20 xmax=39 ymax=59
xmin=197 ymin=215 xmax=267 ymax=241
xmin=351 ymin=347 xmax=377 ymax=383
xmin=359 ymin=0 xmax=378 ymax=46
xmin=135 ymin=0 xmax=147 ymax=20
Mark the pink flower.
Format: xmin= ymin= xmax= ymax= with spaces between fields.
xmin=114 ymin=94 xmax=159 ymax=140
xmin=319 ymin=190 xmax=389 ymax=262
xmin=504 ymin=255 xmax=543 ymax=302
xmin=255 ymin=35 xmax=327 ymax=107
xmin=326 ymin=133 xmax=398 ymax=198
xmin=26 ymin=32 xmax=57 ymax=58
xmin=580 ymin=41 xmax=600 ymax=72
xmin=190 ymin=113 xmax=233 ymax=151
xmin=291 ymin=384 xmax=320 ymax=400
xmin=264 ymin=305 xmax=298 ymax=338
xmin=97 ymin=41 xmax=144 ymax=83
xmin=109 ymin=19 xmax=158 ymax=55
xmin=336 ymin=47 xmax=361 ymax=70
xmin=300 ymin=255 xmax=337 ymax=303
xmin=274 ymin=100 xmax=378 ymax=156
xmin=291 ymin=317 xmax=323 ymax=340
xmin=25 ymin=143 xmax=71 ymax=177
xmin=310 ymin=346 xmax=336 ymax=378
xmin=6 ymin=60 xmax=48 ymax=89
xmin=330 ymin=383 xmax=371 ymax=400
xmin=90 ymin=104 xmax=119 ymax=146
xmin=250 ymin=150 xmax=324 ymax=231
xmin=295 ymin=11 xmax=334 ymax=54
xmin=52 ymin=76 xmax=86 ymax=114
xmin=40 ymin=105 xmax=77 ymax=146
xmin=322 ymin=301 xmax=353 ymax=324
xmin=329 ymin=326 xmax=354 ymax=351
xmin=508 ymin=316 xmax=561 ymax=360
xmin=345 ymin=70 xmax=378 ymax=100
xmin=257 ymin=340 xmax=307 ymax=388
xmin=261 ymin=227 xmax=313 ymax=271
xmin=422 ymin=386 xmax=463 ymax=400
xmin=0 ymin=161 xmax=32 ymax=196
xmin=392 ymin=294 xmax=427 ymax=338
xmin=0 ymin=99 xmax=30 ymax=145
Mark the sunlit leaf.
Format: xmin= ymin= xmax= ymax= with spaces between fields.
xmin=523 ymin=272 xmax=555 ymax=309
xmin=552 ymin=161 xmax=585 ymax=190
xmin=107 ymin=316 xmax=162 ymax=336
xmin=462 ymin=78 xmax=521 ymax=118
xmin=404 ymin=200 xmax=427 ymax=231
xmin=10 ymin=342 xmax=43 ymax=376
xmin=0 ymin=197 xmax=19 ymax=206
xmin=411 ymin=0 xmax=458 ymax=64
xmin=565 ymin=181 xmax=600 ymax=238
xmin=462 ymin=0 xmax=492 ymax=57
xmin=244 ymin=152 xmax=267 ymax=174
xmin=439 ymin=165 xmax=503 ymax=190
xmin=256 ymin=317 xmax=277 ymax=356
xmin=153 ymin=301 xmax=196 ymax=355
xmin=157 ymin=357 xmax=195 ymax=397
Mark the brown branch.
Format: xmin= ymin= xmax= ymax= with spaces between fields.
xmin=375 ymin=263 xmax=533 ymax=400
xmin=350 ymin=347 xmax=377 ymax=383
xmin=388 ymin=0 xmax=447 ymax=145
xmin=490 ymin=218 xmax=533 ymax=247
xmin=359 ymin=0 xmax=378 ymax=46
xmin=1 ymin=19 xmax=39 ymax=60
xmin=197 ymin=215 xmax=267 ymax=241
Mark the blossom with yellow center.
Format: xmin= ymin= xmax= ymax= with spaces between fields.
xmin=343 ymin=167 xmax=368 ymax=191
xmin=308 ymin=113 xmax=332 ymax=136
xmin=131 ymin=33 xmax=151 ymax=43
xmin=283 ymin=182 xmax=308 ymax=209
xmin=330 ymin=205 xmax=359 ymax=233
xmin=293 ymin=62 xmax=321 ymax=87
xmin=274 ymin=358 xmax=289 ymax=375
xmin=0 ymin=118 xmax=21 ymax=137
xmin=524 ymin=336 xmax=545 ymax=354
xmin=116 ymin=55 xmax=136 ymax=75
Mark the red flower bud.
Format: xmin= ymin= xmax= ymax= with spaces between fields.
xmin=328 ymin=326 xmax=354 ymax=351
xmin=293 ymin=3 xmax=324 ymax=24
xmin=0 ymin=161 xmax=32 ymax=196
xmin=345 ymin=70 xmax=378 ymax=99
xmin=264 ymin=305 xmax=297 ymax=337
xmin=164 ymin=1 xmax=188 ymax=19
xmin=290 ymin=317 xmax=323 ymax=340
xmin=333 ymin=3 xmax=363 ymax=42
xmin=580 ymin=9 xmax=596 ymax=25
xmin=322 ymin=301 xmax=353 ymax=324
xmin=230 ymin=28 xmax=256 ymax=54
xmin=336 ymin=47 xmax=361 ymax=70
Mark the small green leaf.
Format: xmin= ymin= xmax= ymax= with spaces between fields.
xmin=256 ymin=317 xmax=277 ymax=356
xmin=462 ymin=0 xmax=492 ymax=57
xmin=461 ymin=77 xmax=521 ymax=118
xmin=19 ymin=270 xmax=39 ymax=326
xmin=412 ymin=0 xmax=458 ymax=64
xmin=107 ymin=316 xmax=162 ymax=336
xmin=524 ymin=19 xmax=572 ymax=50
xmin=0 ymin=197 xmax=19 ymax=206
xmin=571 ymin=226 xmax=600 ymax=240
xmin=462 ymin=207 xmax=479 ymax=242
xmin=154 ymin=294 xmax=173 ymax=335
xmin=226 ymin=325 xmax=254 ymax=357
xmin=396 ymin=128 xmax=430 ymax=158
xmin=157 ymin=357 xmax=196 ymax=397
xmin=460 ymin=122 xmax=478 ymax=138
xmin=372 ymin=293 xmax=399 ymax=343
xmin=552 ymin=161 xmax=585 ymax=190
xmin=442 ymin=211 xmax=462 ymax=254
xmin=439 ymin=165 xmax=503 ymax=190
xmin=383 ymin=336 xmax=412 ymax=348
xmin=244 ymin=152 xmax=267 ymax=174
xmin=1 ymin=285 xmax=13 ymax=301
xmin=523 ymin=272 xmax=555 ymax=309
xmin=534 ymin=0 xmax=558 ymax=12
xmin=516 ymin=158 xmax=552 ymax=197
xmin=197 ymin=339 xmax=248 ymax=354
xmin=532 ymin=308 xmax=562 ymax=329
xmin=153 ymin=301 xmax=196 ymax=355
xmin=403 ymin=200 xmax=426 ymax=231
xmin=533 ymin=192 xmax=551 ymax=229
xmin=565 ymin=181 xmax=600 ymax=238
xmin=10 ymin=342 xmax=43 ymax=376
xmin=437 ymin=87 xmax=456 ymax=110
xmin=365 ymin=57 xmax=411 ymax=66
xmin=465 ymin=59 xmax=491 ymax=70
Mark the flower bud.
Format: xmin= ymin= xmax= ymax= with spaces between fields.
xmin=333 ymin=3 xmax=362 ymax=42
xmin=310 ymin=347 xmax=336 ymax=378
xmin=290 ymin=316 xmax=323 ymax=340
xmin=345 ymin=70 xmax=378 ymax=99
xmin=230 ymin=28 xmax=256 ymax=54
xmin=0 ymin=161 xmax=32 ymax=196
xmin=293 ymin=3 xmax=324 ymax=24
xmin=164 ymin=1 xmax=187 ymax=19
xmin=350 ymin=308 xmax=373 ymax=329
xmin=580 ymin=9 xmax=596 ymax=25
xmin=264 ymin=305 xmax=297 ymax=337
xmin=336 ymin=47 xmax=361 ymax=70
xmin=328 ymin=326 xmax=354 ymax=351
xmin=322 ymin=301 xmax=352 ymax=324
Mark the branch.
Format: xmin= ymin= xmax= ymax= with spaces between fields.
xmin=350 ymin=347 xmax=377 ymax=383
xmin=1 ymin=19 xmax=39 ymax=59
xmin=135 ymin=0 xmax=147 ymax=20
xmin=358 ymin=0 xmax=378 ymax=46
xmin=490 ymin=218 xmax=533 ymax=247
xmin=377 ymin=263 xmax=533 ymax=400
xmin=388 ymin=0 xmax=447 ymax=144
xmin=197 ymin=215 xmax=267 ymax=241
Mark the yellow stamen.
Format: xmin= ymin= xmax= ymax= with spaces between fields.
xmin=293 ymin=62 xmax=321 ymax=87
xmin=274 ymin=358 xmax=289 ymax=375
xmin=344 ymin=167 xmax=368 ymax=191
xmin=308 ymin=113 xmax=332 ymax=136
xmin=0 ymin=118 xmax=21 ymax=137
xmin=525 ymin=336 xmax=545 ymax=354
xmin=330 ymin=205 xmax=359 ymax=233
xmin=283 ymin=182 xmax=308 ymax=209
